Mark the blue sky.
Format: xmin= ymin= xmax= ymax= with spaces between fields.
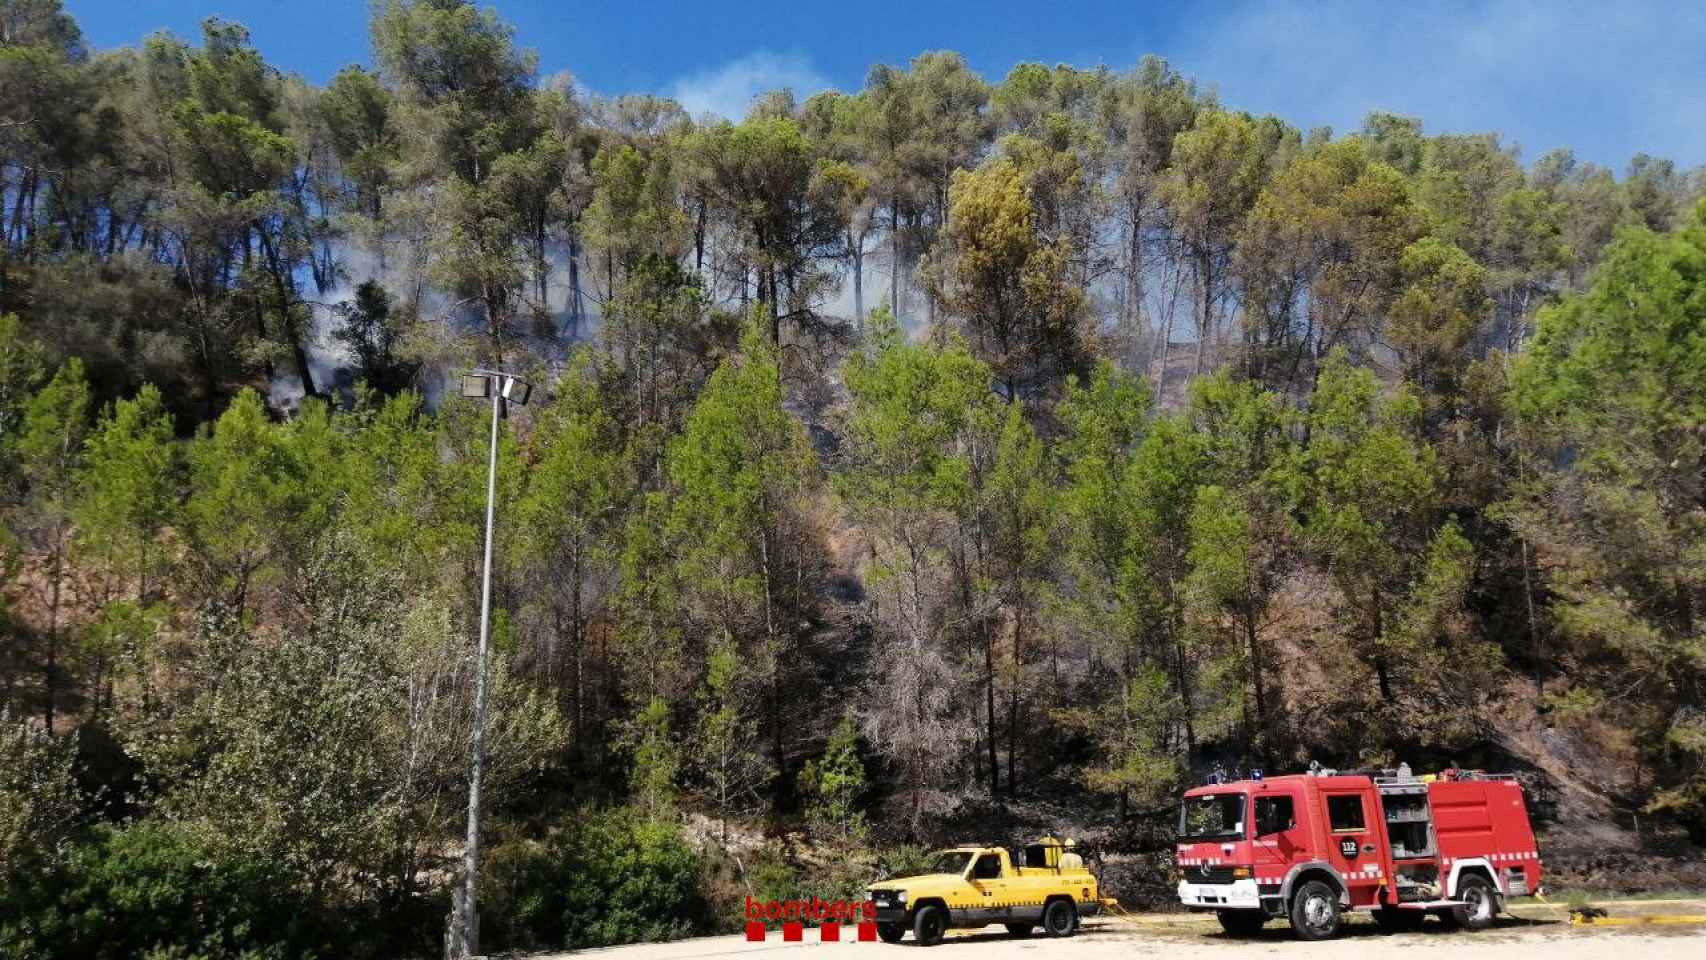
xmin=63 ymin=0 xmax=1706 ymax=171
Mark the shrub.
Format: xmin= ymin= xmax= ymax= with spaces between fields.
xmin=874 ymin=844 xmax=934 ymax=880
xmin=0 ymin=820 xmax=329 ymax=960
xmin=482 ymin=808 xmax=706 ymax=950
xmin=745 ymin=850 xmax=803 ymax=905
xmin=800 ymin=715 xmax=868 ymax=845
xmin=0 ymin=711 xmax=82 ymax=876
xmin=732 ymin=845 xmax=880 ymax=925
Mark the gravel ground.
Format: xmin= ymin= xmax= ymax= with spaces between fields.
xmin=539 ymin=900 xmax=1706 ymax=960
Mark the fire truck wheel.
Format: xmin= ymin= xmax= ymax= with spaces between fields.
xmin=876 ymin=922 xmax=906 ymax=943
xmin=1217 ymin=910 xmax=1267 ymax=936
xmin=1288 ymin=879 xmax=1342 ymax=941
xmin=1042 ymin=898 xmax=1079 ymax=937
xmin=1373 ymin=907 xmax=1426 ymax=932
xmin=913 ymin=904 xmax=947 ymax=946
xmin=1444 ymin=874 xmax=1497 ymax=931
xmin=1004 ymin=923 xmax=1033 ymax=938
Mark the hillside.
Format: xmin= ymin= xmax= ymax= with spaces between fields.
xmin=3 ymin=1 xmax=1705 ymax=958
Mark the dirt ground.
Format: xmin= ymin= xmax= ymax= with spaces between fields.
xmin=542 ymin=900 xmax=1706 ymax=960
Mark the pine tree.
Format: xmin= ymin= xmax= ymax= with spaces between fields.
xmin=73 ymin=384 xmax=179 ymax=605
xmin=838 ymin=309 xmax=991 ymax=834
xmin=666 ymin=318 xmax=820 ymax=807
xmin=623 ymin=696 xmax=680 ymax=823
xmin=18 ymin=358 xmax=91 ymax=732
xmin=801 ymin=713 xmax=868 ymax=845
xmin=695 ymin=632 xmax=772 ymax=843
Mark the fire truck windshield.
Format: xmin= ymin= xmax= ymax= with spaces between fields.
xmin=1179 ymin=792 xmax=1246 ymax=840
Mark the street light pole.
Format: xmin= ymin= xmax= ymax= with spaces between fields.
xmin=453 ymin=370 xmax=529 ymax=960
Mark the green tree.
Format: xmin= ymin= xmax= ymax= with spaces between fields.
xmin=140 ymin=537 xmax=563 ymax=906
xmin=666 ymin=320 xmax=819 ymax=804
xmin=800 ymin=89 xmax=882 ymax=324
xmin=372 ymin=0 xmax=547 ymax=364
xmin=927 ymin=156 xmax=1088 ymax=400
xmin=72 ymin=383 xmax=178 ymax=604
xmin=800 ymin=712 xmax=867 ymax=845
xmin=334 ymin=280 xmax=415 ymax=394
xmin=1295 ymin=349 xmax=1490 ymax=745
xmin=694 ymin=632 xmax=771 ymax=844
xmin=689 ymin=117 xmax=841 ymax=342
xmin=1122 ymin=413 xmax=1207 ymax=754
xmin=1 ymin=819 xmax=331 ymax=960
xmin=1053 ymin=664 xmax=1180 ymax=812
xmin=1054 ymin=361 xmax=1176 ymax=812
xmin=985 ymin=400 xmax=1054 ymax=793
xmin=1236 ymin=140 xmax=1425 ymax=393
xmin=857 ymin=61 xmax=924 ymax=323
xmin=1180 ymin=372 xmax=1294 ymax=755
xmin=903 ymin=51 xmax=993 ymax=327
xmin=1161 ymin=110 xmax=1271 ymax=376
xmin=1055 ymin=362 xmax=1150 ymax=658
xmin=582 ymin=141 xmax=690 ymax=279
xmin=621 ymin=695 xmax=680 ymax=822
xmin=317 ymin=64 xmax=397 ymax=226
xmin=513 ymin=357 xmax=623 ymax=741
xmin=839 ymin=311 xmax=994 ymax=831
xmin=1103 ymin=57 xmax=1201 ymax=364
xmin=71 ymin=383 xmax=178 ymax=717
xmin=0 ymin=314 xmax=45 ymax=496
xmin=1508 ymin=203 xmax=1706 ymax=830
xmin=182 ymin=389 xmax=308 ymax=617
xmin=1388 ymin=235 xmax=1491 ymax=422
xmin=18 ymin=357 xmax=90 ymax=732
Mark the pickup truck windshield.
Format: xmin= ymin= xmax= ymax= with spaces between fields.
xmin=926 ymin=851 xmax=976 ymax=875
xmin=1180 ymin=793 xmax=1246 ymax=840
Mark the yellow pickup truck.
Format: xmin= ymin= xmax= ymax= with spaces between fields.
xmin=867 ymin=838 xmax=1101 ymax=945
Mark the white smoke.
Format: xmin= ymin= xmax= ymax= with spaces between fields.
xmin=666 ymin=51 xmax=833 ymax=121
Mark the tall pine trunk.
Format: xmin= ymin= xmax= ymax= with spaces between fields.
xmin=890 ymin=198 xmax=902 ymax=321
xmin=1007 ymin=597 xmax=1023 ymax=795
xmin=850 ymin=230 xmax=864 ymax=328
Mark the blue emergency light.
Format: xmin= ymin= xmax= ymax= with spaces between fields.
xmin=1252 ymin=769 xmax=1263 ymax=781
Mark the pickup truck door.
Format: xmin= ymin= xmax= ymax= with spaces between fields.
xmin=1323 ymin=788 xmax=1382 ymax=904
xmin=968 ymin=853 xmax=1011 ymax=922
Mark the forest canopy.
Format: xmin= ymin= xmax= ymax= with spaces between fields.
xmin=3 ymin=0 xmax=1706 ymax=956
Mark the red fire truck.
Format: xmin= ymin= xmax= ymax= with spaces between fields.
xmin=1175 ymin=767 xmax=1542 ymax=940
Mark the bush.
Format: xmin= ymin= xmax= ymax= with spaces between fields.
xmin=874 ymin=844 xmax=934 ymax=880
xmin=482 ymin=809 xmax=706 ymax=950
xmin=752 ymin=848 xmax=874 ymax=909
xmin=720 ymin=844 xmax=884 ymax=926
xmin=0 ymin=711 xmax=82 ymax=876
xmin=0 ymin=820 xmax=329 ymax=960
xmin=745 ymin=850 xmax=803 ymax=905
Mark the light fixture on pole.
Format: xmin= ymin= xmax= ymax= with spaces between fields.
xmin=451 ymin=369 xmax=529 ymax=960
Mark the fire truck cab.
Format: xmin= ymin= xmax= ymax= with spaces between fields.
xmin=1175 ymin=767 xmax=1542 ymax=940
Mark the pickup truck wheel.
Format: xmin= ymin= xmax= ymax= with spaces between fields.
xmin=1217 ymin=910 xmax=1267 ymax=936
xmin=876 ymin=922 xmax=906 ymax=943
xmin=1042 ymin=898 xmax=1079 ymax=937
xmin=1288 ymin=880 xmax=1341 ymax=941
xmin=1443 ymin=874 xmax=1497 ymax=931
xmin=1003 ymin=923 xmax=1033 ymax=938
xmin=913 ymin=904 xmax=947 ymax=946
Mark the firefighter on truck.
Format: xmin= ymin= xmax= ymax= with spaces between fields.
xmin=1175 ymin=766 xmax=1543 ymax=940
